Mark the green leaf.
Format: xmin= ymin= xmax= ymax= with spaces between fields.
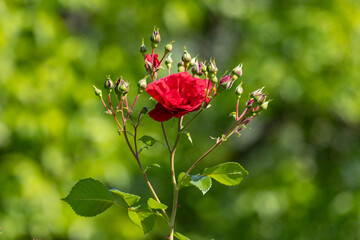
xmin=190 ymin=174 xmax=212 ymax=195
xmin=128 ymin=204 xmax=155 ymax=234
xmin=203 ymin=162 xmax=248 ymax=186
xmin=62 ymin=178 xmax=114 ymax=217
xmin=110 ymin=189 xmax=141 ymax=208
xmin=177 ymin=172 xmax=191 ymax=189
xmin=144 ymin=163 xmax=161 ymax=173
xmin=138 ymin=135 xmax=157 ymax=147
xmin=174 ymin=232 xmax=190 ymax=240
xmin=147 ymin=198 xmax=167 ymax=210
xmin=182 ymin=131 xmax=193 ymax=145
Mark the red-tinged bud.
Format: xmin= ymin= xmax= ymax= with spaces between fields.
xmin=165 ymin=54 xmax=173 ymax=69
xmin=165 ymin=41 xmax=174 ymax=53
xmin=104 ymin=77 xmax=114 ymax=91
xmin=253 ymin=105 xmax=260 ymax=112
xmin=150 ymin=27 xmax=161 ymax=48
xmin=191 ymin=60 xmax=203 ymax=77
xmin=137 ymin=78 xmax=147 ymax=93
xmin=251 ymin=87 xmax=264 ymax=98
xmin=93 ymin=85 xmax=102 ymax=98
xmin=255 ymin=93 xmax=266 ymax=104
xmin=140 ymin=38 xmax=147 ymax=56
xmin=235 ymin=83 xmax=243 ymax=99
xmin=182 ymin=47 xmax=192 ymax=63
xmin=115 ymin=77 xmax=129 ymax=96
xmin=232 ymin=64 xmax=243 ymax=77
xmin=261 ymin=101 xmax=269 ymax=110
xmin=178 ymin=60 xmax=185 ymax=72
xmin=208 ymin=59 xmax=218 ymax=74
xmin=246 ymin=98 xmax=255 ymax=107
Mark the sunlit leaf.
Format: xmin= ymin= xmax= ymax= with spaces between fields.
xmin=128 ymin=204 xmax=155 ymax=234
xmin=138 ymin=135 xmax=157 ymax=147
xmin=190 ymin=174 xmax=212 ymax=195
xmin=203 ymin=162 xmax=248 ymax=186
xmin=147 ymin=198 xmax=167 ymax=210
xmin=110 ymin=189 xmax=140 ymax=208
xmin=62 ymin=178 xmax=114 ymax=217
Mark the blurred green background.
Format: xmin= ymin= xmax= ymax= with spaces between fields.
xmin=1 ymin=0 xmax=359 ymax=239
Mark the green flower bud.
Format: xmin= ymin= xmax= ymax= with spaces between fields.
xmin=150 ymin=27 xmax=161 ymax=48
xmin=178 ymin=60 xmax=185 ymax=72
xmin=210 ymin=75 xmax=218 ymax=84
xmin=115 ymin=77 xmax=129 ymax=96
xmin=255 ymin=94 xmax=266 ymax=104
xmin=235 ymin=83 xmax=243 ymax=99
xmin=261 ymin=101 xmax=269 ymax=110
xmin=182 ymin=47 xmax=192 ymax=63
xmin=104 ymin=77 xmax=114 ymax=91
xmin=188 ymin=57 xmax=196 ymax=69
xmin=165 ymin=54 xmax=173 ymax=69
xmin=208 ymin=59 xmax=218 ymax=74
xmin=201 ymin=61 xmax=208 ymax=75
xmin=165 ymin=41 xmax=174 ymax=53
xmin=137 ymin=78 xmax=147 ymax=93
xmin=140 ymin=38 xmax=147 ymax=56
xmin=93 ymin=85 xmax=102 ymax=98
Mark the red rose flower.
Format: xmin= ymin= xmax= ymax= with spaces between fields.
xmin=146 ymin=72 xmax=211 ymax=122
xmin=145 ymin=54 xmax=160 ymax=69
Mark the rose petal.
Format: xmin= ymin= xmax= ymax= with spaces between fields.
xmin=148 ymin=103 xmax=174 ymax=122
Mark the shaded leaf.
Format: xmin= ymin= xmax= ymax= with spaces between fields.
xmin=128 ymin=204 xmax=155 ymax=234
xmin=177 ymin=172 xmax=191 ymax=189
xmin=138 ymin=135 xmax=157 ymax=147
xmin=110 ymin=189 xmax=140 ymax=208
xmin=174 ymin=232 xmax=190 ymax=240
xmin=203 ymin=162 xmax=248 ymax=186
xmin=147 ymin=198 xmax=167 ymax=210
xmin=62 ymin=178 xmax=114 ymax=217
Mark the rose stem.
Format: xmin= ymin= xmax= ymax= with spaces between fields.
xmin=161 ymin=122 xmax=172 ymax=153
xmin=114 ymin=96 xmax=170 ymax=225
xmin=169 ymin=117 xmax=183 ymax=240
xmin=125 ymin=94 xmax=140 ymax=119
xmin=180 ymin=107 xmax=252 ymax=184
xmin=236 ymin=99 xmax=240 ymax=119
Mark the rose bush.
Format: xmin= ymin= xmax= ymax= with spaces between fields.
xmin=146 ymin=72 xmax=211 ymax=122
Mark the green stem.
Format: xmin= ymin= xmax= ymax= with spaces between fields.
xmin=169 ymin=117 xmax=183 ymax=239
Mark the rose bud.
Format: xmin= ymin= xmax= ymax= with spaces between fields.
xmin=232 ymin=64 xmax=243 ymax=77
xmin=252 ymin=105 xmax=260 ymax=113
xmin=234 ymin=83 xmax=243 ymax=99
xmin=217 ymin=75 xmax=234 ymax=93
xmin=140 ymin=38 xmax=147 ymax=56
xmin=150 ymin=27 xmax=161 ymax=48
xmin=137 ymin=78 xmax=147 ymax=93
xmin=165 ymin=54 xmax=173 ymax=69
xmin=191 ymin=60 xmax=203 ymax=77
xmin=115 ymin=77 xmax=129 ymax=96
xmin=182 ymin=47 xmax=192 ymax=63
xmin=178 ymin=60 xmax=185 ymax=72
xmin=210 ymin=75 xmax=218 ymax=84
xmin=261 ymin=101 xmax=269 ymax=110
xmin=104 ymin=77 xmax=114 ymax=91
xmin=250 ymin=87 xmax=264 ymax=98
xmin=93 ymin=85 xmax=102 ymax=98
xmin=165 ymin=41 xmax=174 ymax=53
xmin=255 ymin=93 xmax=266 ymax=104
xmin=246 ymin=98 xmax=255 ymax=107
xmin=201 ymin=61 xmax=208 ymax=75
xmin=208 ymin=59 xmax=218 ymax=74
